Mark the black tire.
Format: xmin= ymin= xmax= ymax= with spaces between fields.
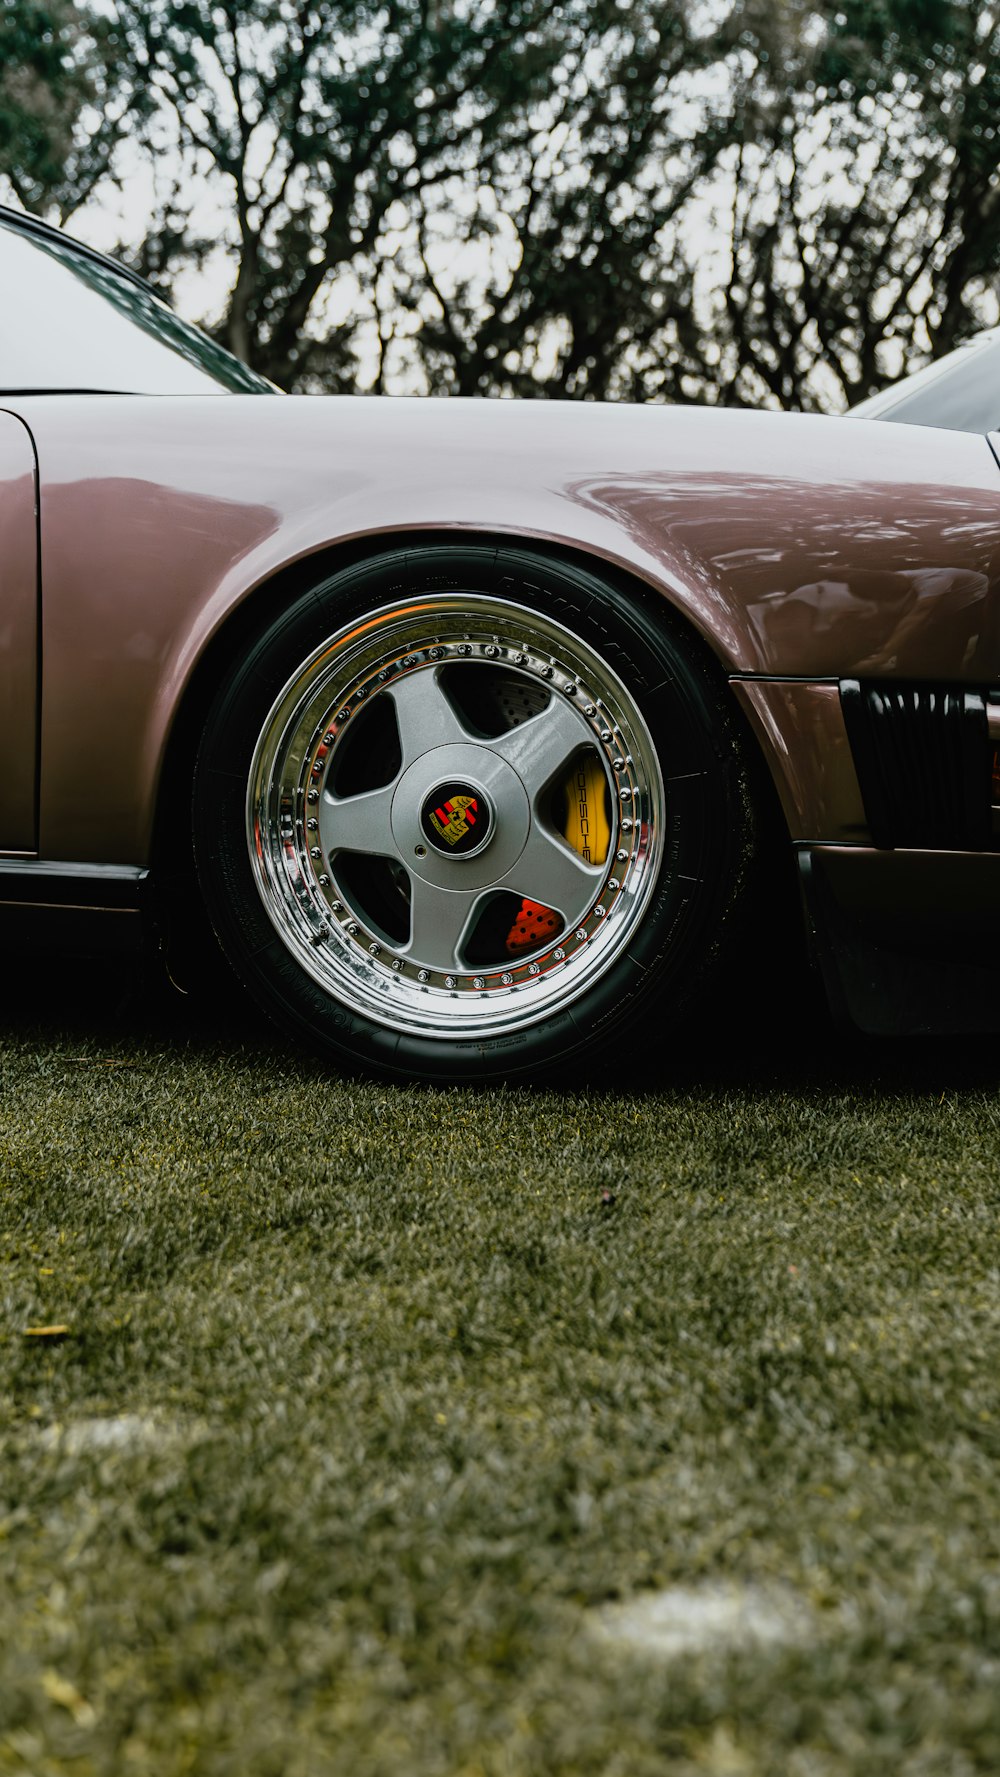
xmin=192 ymin=544 xmax=757 ymax=1082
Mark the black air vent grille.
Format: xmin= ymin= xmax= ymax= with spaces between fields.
xmin=840 ymin=680 xmax=990 ymax=850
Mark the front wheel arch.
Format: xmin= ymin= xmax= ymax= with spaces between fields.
xmin=152 ymin=525 xmax=781 ymax=883
xmin=185 ymin=542 xmax=788 ymax=1080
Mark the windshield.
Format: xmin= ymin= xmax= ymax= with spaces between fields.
xmin=0 ymin=210 xmax=277 ymax=395
xmin=850 ymin=333 xmax=1000 ymax=434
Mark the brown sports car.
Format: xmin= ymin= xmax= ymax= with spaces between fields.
xmin=3 ymin=202 xmax=1000 ymax=1080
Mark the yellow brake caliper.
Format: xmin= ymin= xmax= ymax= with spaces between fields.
xmin=505 ymin=753 xmax=610 ymax=956
xmin=561 ymin=752 xmax=611 ymax=866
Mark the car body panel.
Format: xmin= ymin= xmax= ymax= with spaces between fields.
xmin=0 ymin=411 xmax=38 ymax=854
xmin=9 ymin=392 xmax=1000 ymax=866
xmin=729 ymin=681 xmax=870 ymax=843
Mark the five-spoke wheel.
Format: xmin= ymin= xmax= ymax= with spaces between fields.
xmin=194 ymin=546 xmax=754 ymax=1081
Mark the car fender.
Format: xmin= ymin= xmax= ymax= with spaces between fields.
xmin=14 ymin=393 xmax=1000 ymax=864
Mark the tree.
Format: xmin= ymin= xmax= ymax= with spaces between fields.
xmin=2 ymin=0 xmax=997 ymax=406
xmin=704 ymin=0 xmax=1000 ymax=409
xmin=97 ymin=0 xmax=746 ymax=396
xmin=0 ymin=0 xmax=131 ymax=218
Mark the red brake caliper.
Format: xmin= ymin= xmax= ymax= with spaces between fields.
xmin=505 ymin=898 xmax=562 ymax=956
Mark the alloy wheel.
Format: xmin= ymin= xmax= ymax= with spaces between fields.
xmin=247 ymin=593 xmax=666 ymax=1041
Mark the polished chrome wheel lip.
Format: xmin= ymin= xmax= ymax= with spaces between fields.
xmin=246 ymin=594 xmax=666 ymax=1041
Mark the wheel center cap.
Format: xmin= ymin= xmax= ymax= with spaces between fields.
xmin=391 ymin=744 xmax=530 ymax=891
xmin=420 ymin=781 xmax=493 ymax=858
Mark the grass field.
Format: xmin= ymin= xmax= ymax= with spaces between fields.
xmin=2 ymin=959 xmax=999 ymax=1775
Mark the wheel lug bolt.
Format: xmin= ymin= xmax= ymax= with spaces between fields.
xmin=318 ymin=874 xmax=330 ymax=886
xmin=501 ymin=972 xmax=513 ymax=986
xmin=621 ymin=818 xmax=633 ymax=832
xmin=616 ymin=848 xmax=628 ymax=862
xmin=323 ymin=731 xmax=335 ymax=745
xmin=392 ymin=959 xmax=403 ymax=971
xmin=620 ymin=787 xmax=632 ymax=801
xmin=576 ymin=928 xmax=587 ymax=941
xmin=429 ymin=647 xmax=443 ymax=660
xmin=541 ymin=665 xmax=553 ymax=678
xmin=347 ymin=922 xmax=359 ymax=936
xmin=310 ymin=845 xmax=322 ymax=859
xmin=564 ymin=683 xmax=577 ymax=697
xmin=514 ymin=652 xmax=527 ymax=664
xmin=307 ymin=818 xmax=318 ymax=831
xmin=553 ymin=946 xmax=565 ymax=960
xmin=608 ymin=879 xmax=620 ymax=892
xmin=369 ymin=942 xmax=380 ymax=955
xmin=595 ymin=906 xmax=607 ymax=918
xmin=458 ymin=643 xmax=472 ymax=655
xmin=528 ymin=963 xmax=540 ymax=976
xmin=584 ymin=704 xmax=596 ymax=716
xmin=417 ymin=969 xmax=429 ymax=982
xmin=445 ymin=975 xmax=457 ymax=988
xmin=331 ymin=900 xmax=343 ymax=912
xmin=337 ymin=708 xmax=350 ymax=722
xmin=601 ymin=729 xmax=612 ymax=741
xmin=473 ymin=976 xmax=485 ymax=989
xmin=307 ymin=790 xmax=318 ymax=804
xmin=613 ymin=757 xmax=625 ymax=770
xmin=356 ymin=685 xmax=368 ymax=699
xmin=482 ymin=644 xmax=500 ymax=657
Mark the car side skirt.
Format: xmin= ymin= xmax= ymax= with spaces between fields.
xmin=0 ymin=859 xmax=151 ymax=954
xmin=5 ymin=848 xmax=1000 ymax=1041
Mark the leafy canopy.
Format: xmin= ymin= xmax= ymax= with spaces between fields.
xmin=1 ymin=0 xmax=997 ymax=405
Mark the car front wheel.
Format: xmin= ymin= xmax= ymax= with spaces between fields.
xmin=193 ymin=545 xmax=755 ymax=1081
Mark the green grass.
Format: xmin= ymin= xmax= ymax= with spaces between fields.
xmin=2 ymin=960 xmax=999 ymax=1775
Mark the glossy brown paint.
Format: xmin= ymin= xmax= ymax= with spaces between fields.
xmin=729 ymin=681 xmax=870 ymax=842
xmin=0 ymin=412 xmax=38 ymax=854
xmin=10 ymin=393 xmax=1000 ymax=864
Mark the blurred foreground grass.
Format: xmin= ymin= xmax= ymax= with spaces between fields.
xmin=1 ymin=960 xmax=999 ymax=1775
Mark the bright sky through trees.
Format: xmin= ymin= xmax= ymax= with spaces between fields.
xmin=1 ymin=0 xmax=998 ymax=405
